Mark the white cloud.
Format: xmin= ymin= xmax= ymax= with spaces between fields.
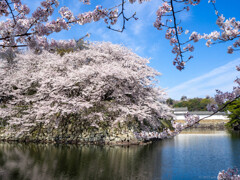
xmin=167 ymin=58 xmax=240 ymax=100
xmin=131 ymin=20 xmax=144 ymax=35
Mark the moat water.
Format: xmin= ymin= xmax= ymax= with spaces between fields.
xmin=0 ymin=129 xmax=239 ymax=180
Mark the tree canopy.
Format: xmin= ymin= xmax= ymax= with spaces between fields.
xmin=173 ymin=97 xmax=215 ymax=111
xmin=225 ymin=98 xmax=240 ymax=130
xmin=0 ymin=42 xmax=173 ymax=136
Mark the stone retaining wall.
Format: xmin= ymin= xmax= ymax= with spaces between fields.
xmin=0 ymin=117 xmax=151 ymax=145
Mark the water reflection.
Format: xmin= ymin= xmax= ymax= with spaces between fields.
xmin=0 ymin=130 xmax=239 ymax=180
xmin=229 ymin=131 xmax=240 ymax=168
xmin=159 ymin=130 xmax=240 ymax=179
xmin=0 ymin=143 xmax=163 ymax=180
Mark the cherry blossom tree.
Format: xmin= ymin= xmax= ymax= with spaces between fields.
xmin=0 ymin=42 xmax=174 ymax=138
xmin=0 ymin=40 xmax=217 ymax=142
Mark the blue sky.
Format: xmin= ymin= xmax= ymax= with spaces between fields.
xmin=28 ymin=0 xmax=240 ymax=100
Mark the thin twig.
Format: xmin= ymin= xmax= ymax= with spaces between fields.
xmin=107 ymin=0 xmax=137 ymax=33
xmin=211 ymin=35 xmax=240 ymax=45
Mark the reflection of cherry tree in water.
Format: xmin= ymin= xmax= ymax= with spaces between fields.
xmin=0 ymin=143 xmax=164 ymax=180
xmin=0 ymin=144 xmax=54 ymax=179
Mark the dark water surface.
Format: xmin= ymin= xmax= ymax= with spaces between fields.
xmin=0 ymin=130 xmax=239 ymax=180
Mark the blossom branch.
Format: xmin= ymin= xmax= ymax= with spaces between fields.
xmin=0 ymin=33 xmax=32 ymax=41
xmin=0 ymin=44 xmax=27 ymax=48
xmin=202 ymin=95 xmax=240 ymax=120
xmin=170 ymin=0 xmax=184 ymax=66
xmin=181 ymin=94 xmax=240 ymax=132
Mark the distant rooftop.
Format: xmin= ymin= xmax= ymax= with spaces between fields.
xmin=173 ymin=107 xmax=226 ymax=115
xmin=173 ymin=107 xmax=188 ymax=111
xmin=189 ymin=111 xmax=226 ymax=115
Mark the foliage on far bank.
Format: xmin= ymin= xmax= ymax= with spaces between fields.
xmin=171 ymin=97 xmax=215 ymax=111
xmin=225 ymin=98 xmax=240 ymax=130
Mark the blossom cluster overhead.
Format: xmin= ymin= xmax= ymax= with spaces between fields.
xmin=153 ymin=0 xmax=240 ymax=70
xmin=0 ymin=0 xmax=239 ymax=68
xmin=0 ymin=0 xmax=119 ymax=52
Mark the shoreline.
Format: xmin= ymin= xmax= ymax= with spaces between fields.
xmin=0 ymin=120 xmax=235 ymax=146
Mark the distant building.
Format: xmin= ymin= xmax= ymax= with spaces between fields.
xmin=173 ymin=107 xmax=188 ymax=116
xmin=173 ymin=107 xmax=229 ymax=120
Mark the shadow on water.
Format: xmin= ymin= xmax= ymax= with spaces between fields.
xmin=0 ymin=142 xmax=163 ymax=180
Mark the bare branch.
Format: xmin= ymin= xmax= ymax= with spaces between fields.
xmin=5 ymin=0 xmax=17 ymax=25
xmin=0 ymin=44 xmax=27 ymax=48
xmin=0 ymin=33 xmax=33 ymax=41
xmin=107 ymin=0 xmax=138 ymax=33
